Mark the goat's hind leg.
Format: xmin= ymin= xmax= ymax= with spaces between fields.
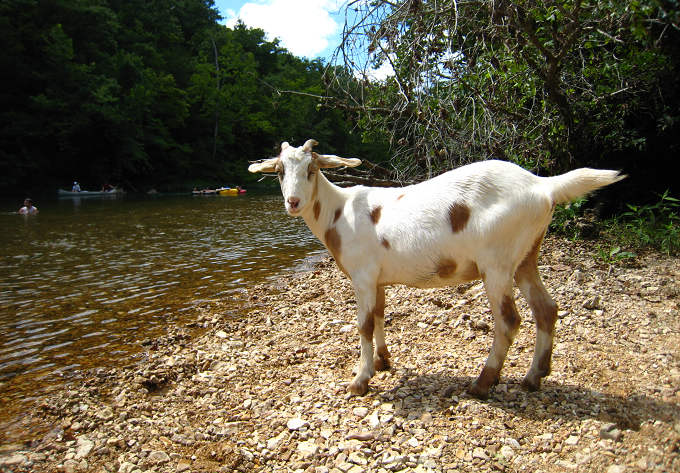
xmin=469 ymin=274 xmax=521 ymax=399
xmin=515 ymin=252 xmax=558 ymax=391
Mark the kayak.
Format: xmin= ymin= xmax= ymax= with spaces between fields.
xmin=58 ymin=188 xmax=123 ymax=196
xmin=218 ymin=188 xmax=246 ymax=196
xmin=214 ymin=186 xmax=246 ymax=195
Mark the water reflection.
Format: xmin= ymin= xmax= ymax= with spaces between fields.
xmin=0 ymin=193 xmax=324 ymax=439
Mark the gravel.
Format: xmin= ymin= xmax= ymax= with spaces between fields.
xmin=1 ymin=236 xmax=678 ymax=472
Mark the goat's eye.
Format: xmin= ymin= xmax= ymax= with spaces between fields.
xmin=307 ymin=170 xmax=315 ymax=180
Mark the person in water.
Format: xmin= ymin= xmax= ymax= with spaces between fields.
xmin=72 ymin=181 xmax=81 ymax=192
xmin=18 ymin=198 xmax=38 ymax=215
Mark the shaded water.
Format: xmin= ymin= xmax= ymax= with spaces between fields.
xmin=0 ymin=193 xmax=324 ymax=442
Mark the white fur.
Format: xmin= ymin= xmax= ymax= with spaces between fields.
xmin=249 ymin=140 xmax=625 ymax=397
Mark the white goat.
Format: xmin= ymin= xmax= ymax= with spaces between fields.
xmin=249 ymin=139 xmax=625 ymax=398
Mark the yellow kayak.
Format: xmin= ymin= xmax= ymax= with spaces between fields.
xmin=217 ymin=187 xmax=246 ymax=195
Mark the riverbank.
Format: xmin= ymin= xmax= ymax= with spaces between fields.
xmin=1 ymin=236 xmax=679 ymax=473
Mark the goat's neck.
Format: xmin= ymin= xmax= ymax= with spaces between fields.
xmin=301 ymin=171 xmax=348 ymax=240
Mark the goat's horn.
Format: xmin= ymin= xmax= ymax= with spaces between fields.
xmin=302 ymin=139 xmax=318 ymax=152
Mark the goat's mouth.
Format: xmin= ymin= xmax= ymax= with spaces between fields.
xmin=286 ymin=205 xmax=303 ymax=217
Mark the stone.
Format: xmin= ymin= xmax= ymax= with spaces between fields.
xmin=600 ymin=423 xmax=622 ymax=441
xmin=499 ymin=445 xmax=515 ymax=460
xmin=97 ymin=407 xmax=115 ymax=421
xmin=606 ymin=465 xmax=626 ymax=473
xmin=177 ymin=462 xmax=191 ymax=472
xmin=63 ymin=459 xmax=79 ymax=473
xmin=0 ymin=454 xmax=28 ymax=467
xmin=148 ymin=450 xmax=171 ymax=464
xmin=118 ymin=462 xmax=136 ymax=473
xmin=75 ymin=437 xmax=95 ymax=459
xmin=565 ymin=435 xmax=579 ymax=446
xmin=352 ymin=407 xmax=368 ymax=418
xmin=287 ymin=418 xmax=309 ymax=431
xmin=297 ymin=440 xmax=319 ymax=458
xmin=472 ymin=447 xmax=489 ymax=460
xmin=268 ymin=431 xmax=287 ymax=450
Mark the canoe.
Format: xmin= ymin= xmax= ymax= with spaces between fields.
xmin=58 ymin=188 xmax=123 ymax=196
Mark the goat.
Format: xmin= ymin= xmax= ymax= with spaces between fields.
xmin=249 ymin=139 xmax=625 ymax=398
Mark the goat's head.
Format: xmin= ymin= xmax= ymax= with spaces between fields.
xmin=248 ymin=139 xmax=361 ymax=216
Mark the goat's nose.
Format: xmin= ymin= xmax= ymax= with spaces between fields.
xmin=287 ymin=197 xmax=300 ymax=210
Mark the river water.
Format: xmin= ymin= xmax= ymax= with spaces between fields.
xmin=0 ymin=192 xmax=324 ymax=443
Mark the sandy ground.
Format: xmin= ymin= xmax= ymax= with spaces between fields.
xmin=0 ymin=236 xmax=679 ymax=473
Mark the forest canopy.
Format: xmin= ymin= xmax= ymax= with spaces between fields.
xmin=1 ymin=0 xmax=678 ymax=205
xmin=0 ymin=0 xmax=388 ymax=194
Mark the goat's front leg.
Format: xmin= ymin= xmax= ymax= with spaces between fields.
xmin=372 ymin=286 xmax=391 ymax=372
xmin=348 ymin=282 xmax=379 ymax=395
xmin=469 ymin=274 xmax=521 ymax=399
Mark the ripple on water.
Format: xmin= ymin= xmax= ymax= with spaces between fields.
xmin=0 ymin=194 xmax=324 ymax=442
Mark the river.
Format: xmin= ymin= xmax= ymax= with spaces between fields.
xmin=0 ymin=192 xmax=325 ymax=443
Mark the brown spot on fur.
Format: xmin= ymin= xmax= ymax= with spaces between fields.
xmin=370 ymin=206 xmax=382 ymax=224
xmin=324 ymin=227 xmax=347 ymax=275
xmin=436 ymin=259 xmax=457 ymax=278
xmin=448 ymin=202 xmax=470 ymax=232
xmin=313 ymin=201 xmax=321 ymax=221
xmin=333 ymin=208 xmax=342 ymax=223
xmin=515 ymin=233 xmax=558 ymax=334
xmin=397 ymin=194 xmax=405 ymax=200
xmin=381 ymin=238 xmax=391 ymax=249
xmin=359 ymin=313 xmax=374 ymax=339
xmin=530 ymin=286 xmax=557 ymax=333
xmin=500 ymin=295 xmax=521 ymax=332
xmin=461 ymin=262 xmax=480 ymax=281
xmin=516 ymin=235 xmax=543 ymax=280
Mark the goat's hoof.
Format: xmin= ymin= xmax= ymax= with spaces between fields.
xmin=373 ymin=356 xmax=391 ymax=371
xmin=347 ymin=378 xmax=369 ymax=396
xmin=521 ymin=376 xmax=541 ymax=392
xmin=467 ymin=382 xmax=490 ymax=400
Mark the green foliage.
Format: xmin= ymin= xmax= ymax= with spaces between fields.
xmin=608 ymin=191 xmax=680 ymax=255
xmin=549 ymin=197 xmax=588 ymax=239
xmin=595 ymin=245 xmax=637 ymax=264
xmin=0 ymin=1 xmax=386 ymax=193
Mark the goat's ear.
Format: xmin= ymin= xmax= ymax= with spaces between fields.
xmin=281 ymin=141 xmax=290 ymax=151
xmin=248 ymin=157 xmax=279 ymax=173
xmin=313 ymin=152 xmax=362 ymax=169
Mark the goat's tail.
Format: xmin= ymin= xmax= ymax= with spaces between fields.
xmin=545 ymin=168 xmax=626 ymax=204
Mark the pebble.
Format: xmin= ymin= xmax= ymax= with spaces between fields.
xmin=297 ymin=440 xmax=319 ymax=458
xmin=472 ymin=447 xmax=489 ymax=460
xmin=352 ymin=407 xmax=368 ymax=418
xmin=75 ymin=436 xmax=94 ymax=459
xmin=600 ymin=423 xmax=623 ymax=441
xmin=499 ymin=445 xmax=515 ymax=460
xmin=607 ymin=465 xmax=626 ymax=473
xmin=148 ymin=450 xmax=170 ymax=464
xmin=287 ymin=418 xmax=309 ymax=431
xmin=0 ymin=454 xmax=28 ymax=467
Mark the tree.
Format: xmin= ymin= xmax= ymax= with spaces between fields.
xmin=331 ymin=0 xmax=680 ymax=190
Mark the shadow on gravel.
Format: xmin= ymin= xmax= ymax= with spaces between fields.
xmin=380 ymin=370 xmax=679 ymax=431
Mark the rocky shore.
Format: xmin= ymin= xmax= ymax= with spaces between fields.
xmin=1 ymin=236 xmax=679 ymax=473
